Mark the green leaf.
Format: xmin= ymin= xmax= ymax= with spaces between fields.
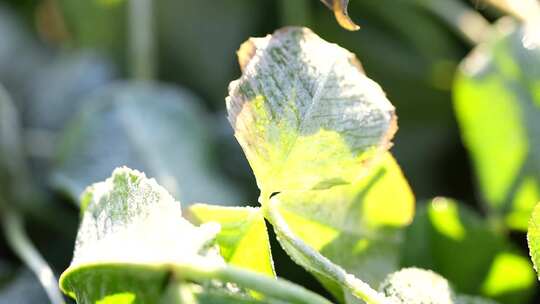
xmin=319 ymin=0 xmax=359 ymax=31
xmin=453 ymin=19 xmax=540 ymax=231
xmin=378 ymin=268 xmax=500 ymax=304
xmin=402 ymin=198 xmax=535 ymax=304
xmin=189 ymin=204 xmax=275 ymax=277
xmin=60 ymin=167 xmax=222 ymax=303
xmin=25 ymin=51 xmax=116 ymax=132
xmin=527 ymin=201 xmax=540 ymax=279
xmin=53 ymin=82 xmax=243 ymax=206
xmin=268 ymin=153 xmax=414 ymax=302
xmin=227 ymin=27 xmax=396 ymax=194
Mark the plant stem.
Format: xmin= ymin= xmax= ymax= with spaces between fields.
xmin=2 ymin=207 xmax=65 ymax=304
xmin=416 ymin=0 xmax=492 ymax=46
xmin=174 ymin=261 xmax=333 ymax=304
xmin=128 ymin=0 xmax=156 ymax=80
xmin=264 ymin=199 xmax=390 ymax=304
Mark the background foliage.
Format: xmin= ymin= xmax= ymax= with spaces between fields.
xmin=0 ymin=0 xmax=539 ymax=303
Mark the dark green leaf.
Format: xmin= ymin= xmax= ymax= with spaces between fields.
xmin=402 ymin=198 xmax=535 ymax=304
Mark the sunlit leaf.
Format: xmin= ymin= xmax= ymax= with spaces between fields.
xmin=453 ymin=19 xmax=540 ymax=231
xmin=227 ymin=27 xmax=396 ymax=195
xmin=527 ymin=201 xmax=540 ymax=279
xmin=402 ymin=198 xmax=535 ymax=304
xmin=53 ymin=82 xmax=243 ymax=206
xmin=60 ymin=167 xmax=222 ymax=303
xmin=189 ymin=204 xmax=275 ymax=277
xmin=378 ymin=268 xmax=499 ymax=304
xmin=319 ymin=0 xmax=359 ymax=31
xmin=269 ymin=153 xmax=413 ymax=302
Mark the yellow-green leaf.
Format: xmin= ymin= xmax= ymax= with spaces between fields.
xmin=453 ymin=19 xmax=540 ymax=231
xmin=527 ymin=201 xmax=540 ymax=279
xmin=269 ymin=153 xmax=414 ymax=301
xmin=189 ymin=204 xmax=275 ymax=277
xmin=227 ymin=27 xmax=396 ymax=195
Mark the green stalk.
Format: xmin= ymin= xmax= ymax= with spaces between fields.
xmin=174 ymin=262 xmax=333 ymax=304
xmin=415 ymin=0 xmax=492 ymax=45
xmin=128 ymin=0 xmax=156 ymax=80
xmin=264 ymin=199 xmax=390 ymax=304
xmin=2 ymin=207 xmax=65 ymax=304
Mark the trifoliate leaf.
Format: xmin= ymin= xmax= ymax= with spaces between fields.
xmin=453 ymin=19 xmax=540 ymax=231
xmin=268 ymin=153 xmax=413 ymax=302
xmin=53 ymin=82 xmax=243 ymax=206
xmin=319 ymin=0 xmax=360 ymax=31
xmin=402 ymin=198 xmax=535 ymax=304
xmin=227 ymin=27 xmax=396 ymax=194
xmin=189 ymin=204 xmax=275 ymax=277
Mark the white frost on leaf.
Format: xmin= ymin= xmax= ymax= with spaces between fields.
xmin=227 ymin=27 xmax=396 ymax=194
xmin=70 ymin=167 xmax=221 ymax=267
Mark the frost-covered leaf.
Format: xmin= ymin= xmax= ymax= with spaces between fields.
xmin=269 ymin=153 xmax=413 ymax=302
xmin=527 ymin=201 xmax=540 ymax=279
xmin=453 ymin=19 xmax=540 ymax=231
xmin=378 ymin=268 xmax=500 ymax=304
xmin=402 ymin=198 xmax=535 ymax=304
xmin=227 ymin=27 xmax=396 ymax=194
xmin=379 ymin=268 xmax=456 ymax=304
xmin=189 ymin=204 xmax=275 ymax=277
xmin=53 ymin=82 xmax=242 ymax=206
xmin=60 ymin=167 xmax=222 ymax=303
xmin=319 ymin=0 xmax=359 ymax=31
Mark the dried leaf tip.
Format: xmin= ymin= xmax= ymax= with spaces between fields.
xmin=320 ymin=0 xmax=360 ymax=31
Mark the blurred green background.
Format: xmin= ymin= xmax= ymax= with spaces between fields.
xmin=0 ymin=0 xmax=538 ymax=303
